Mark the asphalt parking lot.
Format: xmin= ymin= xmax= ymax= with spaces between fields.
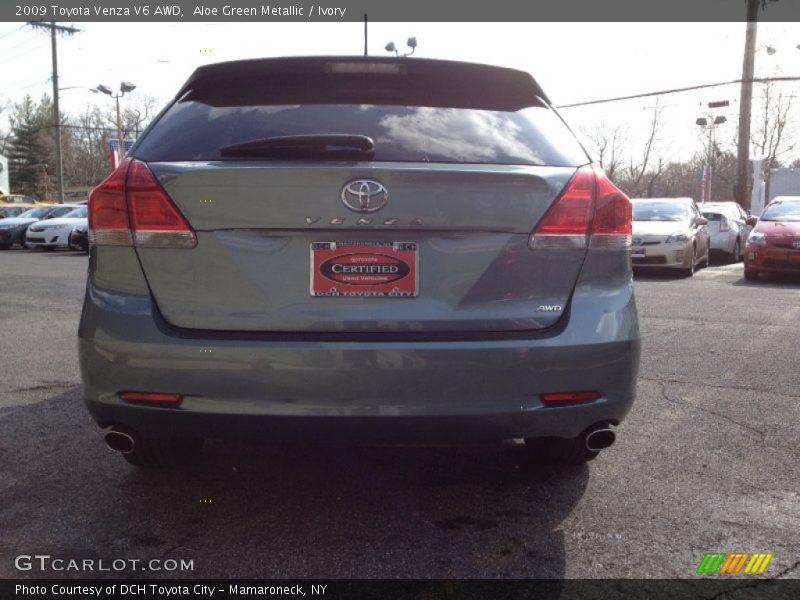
xmin=0 ymin=249 xmax=798 ymax=580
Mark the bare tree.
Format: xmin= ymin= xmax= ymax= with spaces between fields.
xmin=581 ymin=122 xmax=627 ymax=181
xmin=64 ymin=106 xmax=113 ymax=187
xmin=752 ymin=80 xmax=796 ymax=171
xmin=616 ymin=100 xmax=667 ymax=198
xmin=101 ymin=94 xmax=161 ymax=141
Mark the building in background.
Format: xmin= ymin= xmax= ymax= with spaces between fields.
xmin=0 ymin=153 xmax=9 ymax=194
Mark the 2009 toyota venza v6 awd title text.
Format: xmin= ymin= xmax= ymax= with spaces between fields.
xmin=79 ymin=56 xmax=640 ymax=468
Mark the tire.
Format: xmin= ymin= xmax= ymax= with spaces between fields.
xmin=702 ymin=244 xmax=710 ymax=268
xmin=744 ymin=269 xmax=759 ymax=282
xmin=121 ymin=432 xmax=204 ymax=468
xmin=730 ymin=239 xmax=741 ymax=263
xmin=683 ymin=245 xmax=697 ymax=277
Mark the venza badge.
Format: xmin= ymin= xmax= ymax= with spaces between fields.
xmin=341 ymin=179 xmax=389 ymax=213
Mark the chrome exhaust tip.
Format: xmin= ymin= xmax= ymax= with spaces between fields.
xmin=104 ymin=429 xmax=136 ymax=454
xmin=585 ymin=428 xmax=616 ymax=452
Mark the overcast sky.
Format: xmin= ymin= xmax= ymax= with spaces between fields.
xmin=1 ymin=21 xmax=798 ymax=163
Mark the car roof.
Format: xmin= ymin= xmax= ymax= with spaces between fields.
xmin=631 ymin=197 xmax=693 ymax=203
xmin=771 ymin=196 xmax=800 ymax=203
xmin=700 ymin=202 xmax=742 ymax=212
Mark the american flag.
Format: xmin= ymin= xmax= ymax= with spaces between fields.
xmin=107 ymin=139 xmax=135 ymax=171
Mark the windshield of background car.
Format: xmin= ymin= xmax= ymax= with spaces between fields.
xmin=19 ymin=207 xmax=49 ymax=219
xmin=50 ymin=207 xmax=76 ymax=217
xmin=760 ymin=201 xmax=800 ymax=222
xmin=632 ymin=202 xmax=690 ymax=222
xmin=64 ymin=207 xmax=87 ymax=218
xmin=134 ymin=103 xmax=588 ymax=167
xmin=702 ymin=212 xmax=723 ymax=221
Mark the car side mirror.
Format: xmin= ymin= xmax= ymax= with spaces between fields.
xmin=746 ymin=216 xmax=758 ymax=227
xmin=695 ymin=216 xmax=709 ymax=226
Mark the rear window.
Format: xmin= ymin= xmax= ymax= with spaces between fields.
xmin=135 ymin=102 xmax=587 ymax=167
xmin=702 ymin=212 xmax=722 ymax=221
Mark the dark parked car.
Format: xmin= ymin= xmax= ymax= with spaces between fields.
xmin=80 ymin=57 xmax=640 ymax=468
xmin=69 ymin=224 xmax=89 ymax=253
xmin=0 ymin=205 xmax=29 ymax=219
xmin=0 ymin=205 xmax=81 ymax=249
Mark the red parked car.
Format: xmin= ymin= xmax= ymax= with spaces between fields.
xmin=744 ymin=197 xmax=800 ymax=280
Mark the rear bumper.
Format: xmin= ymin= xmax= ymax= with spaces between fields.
xmin=79 ymin=248 xmax=640 ymax=442
xmin=709 ymin=234 xmax=736 ymax=253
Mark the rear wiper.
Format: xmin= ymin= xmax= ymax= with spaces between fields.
xmin=219 ymin=134 xmax=375 ymax=160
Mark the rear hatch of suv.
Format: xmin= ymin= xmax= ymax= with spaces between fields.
xmin=98 ymin=57 xmax=614 ymax=334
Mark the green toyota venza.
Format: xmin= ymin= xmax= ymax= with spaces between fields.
xmin=79 ymin=57 xmax=640 ymax=468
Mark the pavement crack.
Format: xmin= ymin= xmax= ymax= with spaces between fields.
xmin=157 ymin=532 xmax=195 ymax=562
xmin=640 ymin=376 xmax=800 ymax=400
xmin=10 ymin=382 xmax=77 ymax=394
xmin=644 ymin=378 xmax=766 ymax=436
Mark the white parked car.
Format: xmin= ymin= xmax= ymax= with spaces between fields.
xmin=699 ymin=201 xmax=756 ymax=262
xmin=25 ymin=206 xmax=88 ymax=250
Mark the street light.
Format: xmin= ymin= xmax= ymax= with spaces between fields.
xmin=384 ymin=37 xmax=418 ymax=57
xmin=696 ymin=102 xmax=729 ymax=203
xmin=96 ymin=81 xmax=137 ymax=164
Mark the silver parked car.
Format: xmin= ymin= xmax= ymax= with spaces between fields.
xmin=79 ymin=57 xmax=640 ymax=468
xmin=699 ymin=201 xmax=755 ymax=262
xmin=631 ymin=198 xmax=710 ymax=276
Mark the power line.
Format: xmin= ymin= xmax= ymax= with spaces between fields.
xmin=0 ymin=24 xmax=26 ymax=43
xmin=0 ymin=41 xmax=49 ymax=66
xmin=1 ymin=123 xmax=121 ymax=142
xmin=557 ymin=76 xmax=800 ymax=109
xmin=0 ymin=32 xmax=42 ymax=58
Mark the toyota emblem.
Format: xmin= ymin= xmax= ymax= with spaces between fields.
xmin=341 ymin=179 xmax=389 ymax=213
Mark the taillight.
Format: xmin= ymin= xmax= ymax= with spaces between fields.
xmin=529 ymin=164 xmax=631 ymax=251
xmin=88 ymin=158 xmax=133 ymax=246
xmin=719 ymin=216 xmax=730 ymax=232
xmin=89 ymin=158 xmax=196 ymax=248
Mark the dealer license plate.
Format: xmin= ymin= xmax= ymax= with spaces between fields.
xmin=310 ymin=241 xmax=418 ymax=297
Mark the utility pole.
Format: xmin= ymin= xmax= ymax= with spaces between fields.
xmin=735 ymin=0 xmax=759 ymax=211
xmin=27 ymin=21 xmax=80 ymax=204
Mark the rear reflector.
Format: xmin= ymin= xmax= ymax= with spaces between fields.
xmin=541 ymin=391 xmax=601 ymax=403
xmin=529 ymin=164 xmax=631 ymax=251
xmin=89 ymin=158 xmax=196 ymax=248
xmin=120 ymin=391 xmax=183 ymax=404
